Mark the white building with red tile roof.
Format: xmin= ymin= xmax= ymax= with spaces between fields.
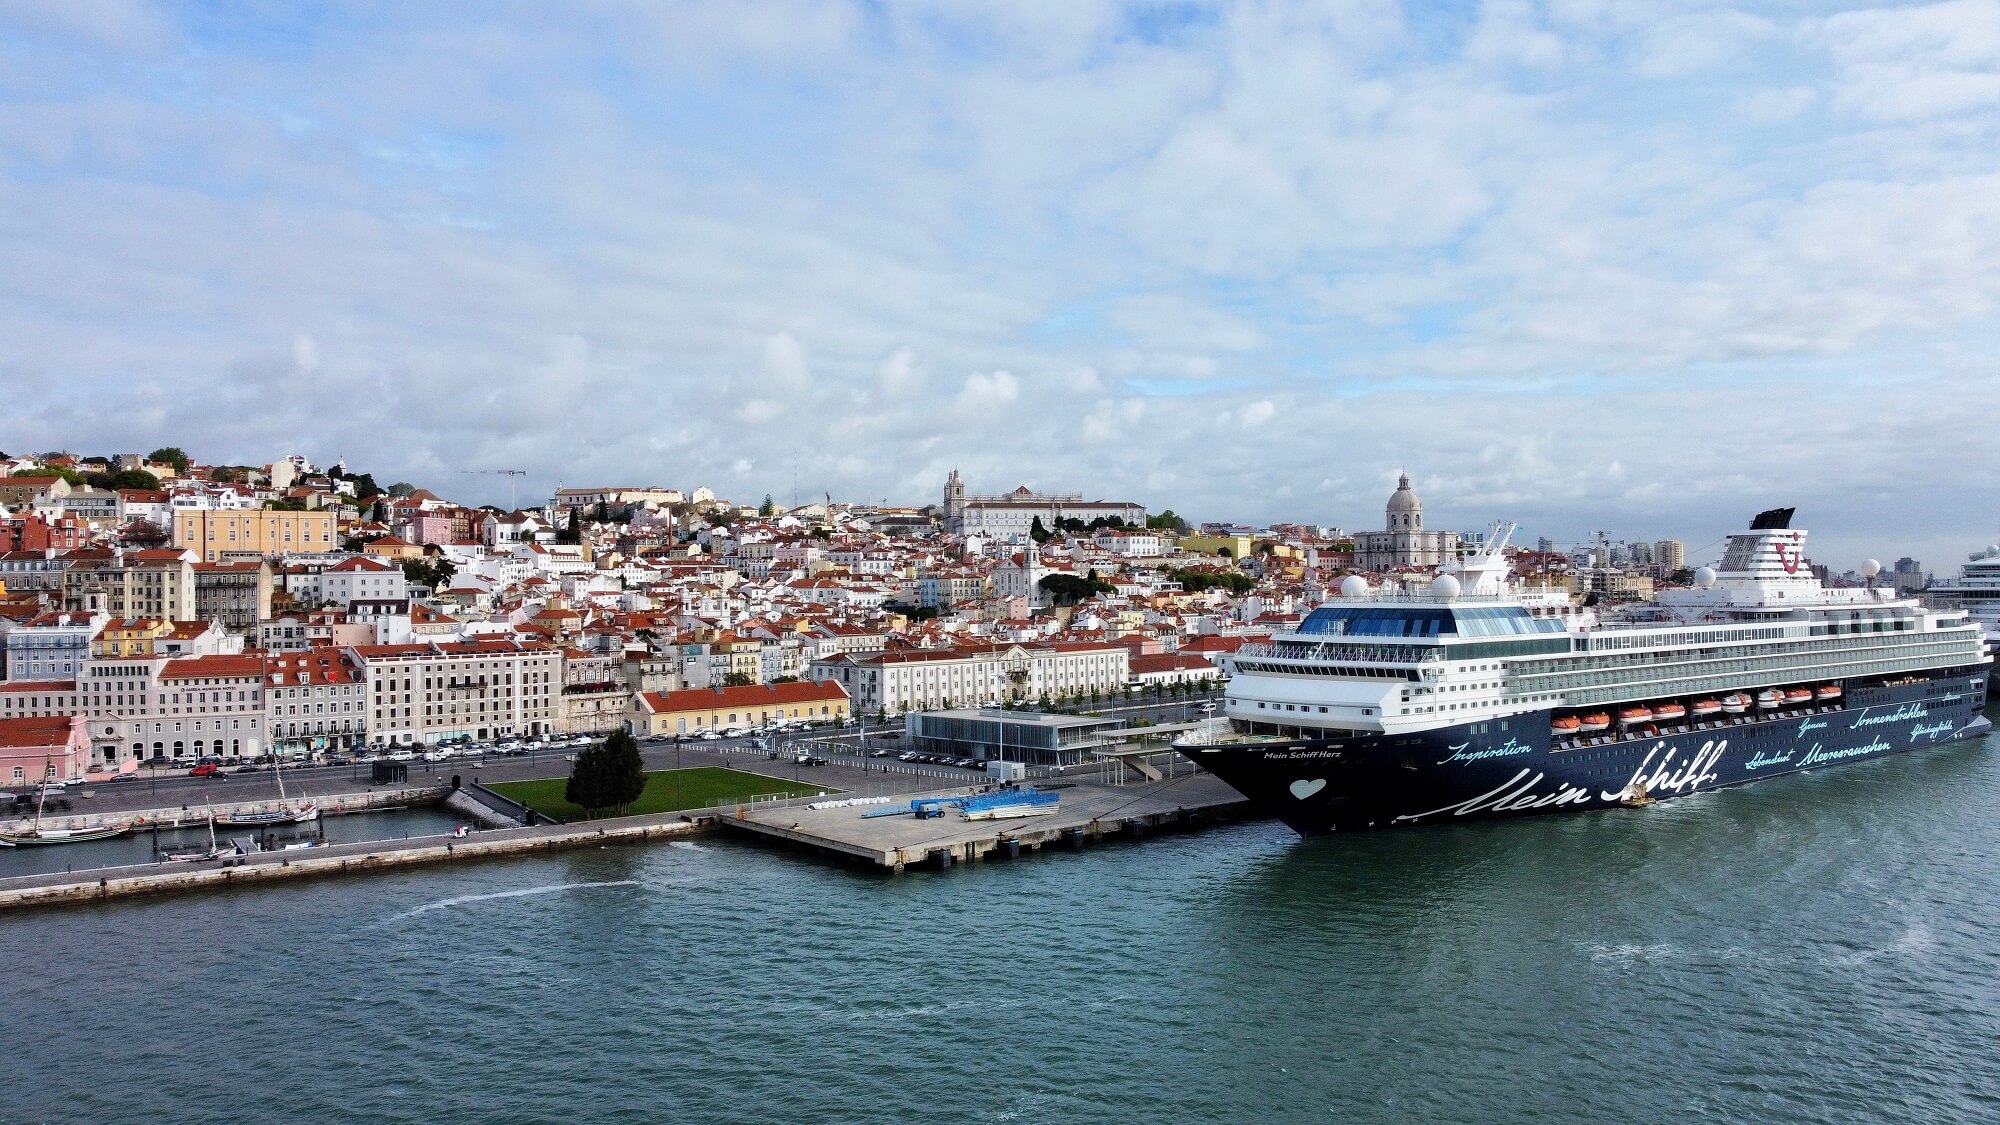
xmin=344 ymin=638 xmax=559 ymax=746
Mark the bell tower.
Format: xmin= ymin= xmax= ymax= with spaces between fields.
xmin=943 ymin=469 xmax=966 ymax=530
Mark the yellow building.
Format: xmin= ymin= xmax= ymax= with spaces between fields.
xmin=362 ymin=535 xmax=424 ymax=562
xmin=710 ymin=632 xmax=764 ymax=683
xmin=1177 ymin=533 xmax=1255 ymax=561
xmin=628 ymin=680 xmax=850 ymax=736
xmin=93 ymin=618 xmax=173 ymax=658
xmin=174 ymin=508 xmax=337 ymax=563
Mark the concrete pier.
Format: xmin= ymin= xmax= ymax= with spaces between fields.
xmin=7 ymin=785 xmax=449 ymax=835
xmin=0 ymin=812 xmax=710 ymax=912
xmin=719 ymin=773 xmax=1253 ymax=872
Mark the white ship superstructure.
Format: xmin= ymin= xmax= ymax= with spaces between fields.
xmin=1924 ymin=543 xmax=2000 ymax=654
xmin=1183 ymin=508 xmax=1992 ymax=836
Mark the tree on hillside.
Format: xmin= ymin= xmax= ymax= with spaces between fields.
xmin=721 ymin=672 xmax=756 ymax=687
xmin=1038 ymin=572 xmax=1114 ymax=606
xmin=402 ymin=557 xmax=455 ymax=591
xmin=760 ymin=494 xmax=777 ymax=517
xmin=1030 ymin=515 xmax=1051 ymax=544
xmin=149 ymin=447 xmax=190 ymax=474
xmin=388 ymin=481 xmax=418 ymax=497
xmin=1146 ymin=510 xmax=1190 ymax=533
xmin=87 ymin=468 xmax=161 ymax=491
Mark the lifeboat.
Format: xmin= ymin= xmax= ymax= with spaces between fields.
xmin=1756 ymin=690 xmax=1784 ymax=709
xmin=1690 ymin=699 xmax=1723 ymax=718
xmin=1720 ymin=693 xmax=1752 ymax=714
xmin=1578 ymin=712 xmax=1612 ymax=733
xmin=1652 ymin=702 xmax=1688 ymax=722
xmin=1551 ymin=715 xmax=1584 ymax=734
xmin=1815 ymin=684 xmax=1843 ymax=701
xmin=1784 ymin=688 xmax=1814 ymax=705
xmin=1618 ymin=706 xmax=1654 ymax=725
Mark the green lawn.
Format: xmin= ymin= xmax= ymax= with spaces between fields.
xmin=486 ymin=766 xmax=833 ymax=821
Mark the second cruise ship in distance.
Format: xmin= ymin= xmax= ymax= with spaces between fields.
xmin=1176 ymin=509 xmax=1992 ymax=835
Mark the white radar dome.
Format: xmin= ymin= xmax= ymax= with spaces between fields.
xmin=1692 ymin=566 xmax=1717 ymax=588
xmin=1862 ymin=559 xmax=1882 ymax=578
xmin=1339 ymin=575 xmax=1370 ymax=598
xmin=1429 ymin=573 xmax=1462 ymax=599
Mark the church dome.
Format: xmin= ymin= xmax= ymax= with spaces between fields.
xmin=1386 ymin=472 xmax=1421 ymax=514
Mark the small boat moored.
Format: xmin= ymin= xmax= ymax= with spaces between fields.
xmin=1690 ymin=699 xmax=1723 ymax=718
xmin=1816 ymin=684 xmax=1843 ymax=701
xmin=0 ymin=820 xmax=133 ymax=847
xmin=1577 ymin=712 xmax=1612 ymax=733
xmin=1756 ymin=689 xmax=1784 ymax=709
xmin=1784 ymin=688 xmax=1814 ymax=705
xmin=1652 ymin=702 xmax=1689 ymax=723
xmin=1720 ymin=692 xmax=1752 ymax=714
xmin=1618 ymin=706 xmax=1654 ymax=726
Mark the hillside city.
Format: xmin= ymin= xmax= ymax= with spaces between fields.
xmin=0 ymin=446 xmax=1909 ymax=783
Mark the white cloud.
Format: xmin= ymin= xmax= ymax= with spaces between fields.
xmin=877 ymin=347 xmax=922 ymax=395
xmin=954 ymin=369 xmax=1019 ymax=412
xmin=738 ymin=398 xmax=781 ymax=423
xmin=761 ymin=331 xmax=809 ymax=390
xmin=0 ymin=2 xmax=1997 ymax=564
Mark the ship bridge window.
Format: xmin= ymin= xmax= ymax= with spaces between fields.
xmin=1300 ymin=608 xmax=1451 ymax=638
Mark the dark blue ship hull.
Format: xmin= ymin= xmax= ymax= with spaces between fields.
xmin=1185 ymin=668 xmax=1992 ymax=835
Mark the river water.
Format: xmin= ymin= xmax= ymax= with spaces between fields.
xmin=4 ymin=731 xmax=1999 ymax=1123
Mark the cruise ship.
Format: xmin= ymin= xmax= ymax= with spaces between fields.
xmin=1176 ymin=509 xmax=1992 ymax=835
xmin=1923 ymin=543 xmax=2000 ymax=654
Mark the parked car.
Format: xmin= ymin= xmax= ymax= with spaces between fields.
xmin=795 ymin=754 xmax=828 ymax=766
xmin=387 ymin=750 xmax=416 ymax=762
xmin=869 ymin=749 xmax=891 ymax=758
xmin=189 ymin=763 xmax=222 ymax=778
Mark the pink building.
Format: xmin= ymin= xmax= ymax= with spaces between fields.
xmin=0 ymin=714 xmax=91 ymax=787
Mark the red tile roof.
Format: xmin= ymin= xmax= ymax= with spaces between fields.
xmin=0 ymin=715 xmax=81 ymax=748
xmin=160 ymin=655 xmax=266 ymax=680
xmin=637 ymin=680 xmax=848 ymax=713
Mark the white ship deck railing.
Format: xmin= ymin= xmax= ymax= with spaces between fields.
xmin=1237 ymin=642 xmax=1436 ymax=665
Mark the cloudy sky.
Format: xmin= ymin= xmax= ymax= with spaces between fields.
xmin=3 ymin=0 xmax=1998 ymax=569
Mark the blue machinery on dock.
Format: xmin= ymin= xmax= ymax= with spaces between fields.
xmin=859 ymin=786 xmax=1062 ymax=821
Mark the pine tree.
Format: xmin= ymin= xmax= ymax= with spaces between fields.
xmin=602 ymin=729 xmax=647 ymax=814
xmin=564 ymin=741 xmax=610 ymax=817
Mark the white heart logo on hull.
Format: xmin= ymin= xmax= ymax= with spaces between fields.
xmin=1289 ymin=778 xmax=1327 ymax=800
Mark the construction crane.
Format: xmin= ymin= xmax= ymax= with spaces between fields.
xmin=461 ymin=469 xmax=527 ymax=511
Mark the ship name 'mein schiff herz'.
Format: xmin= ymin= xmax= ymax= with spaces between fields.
xmin=1176 ymin=509 xmax=1992 ymax=835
